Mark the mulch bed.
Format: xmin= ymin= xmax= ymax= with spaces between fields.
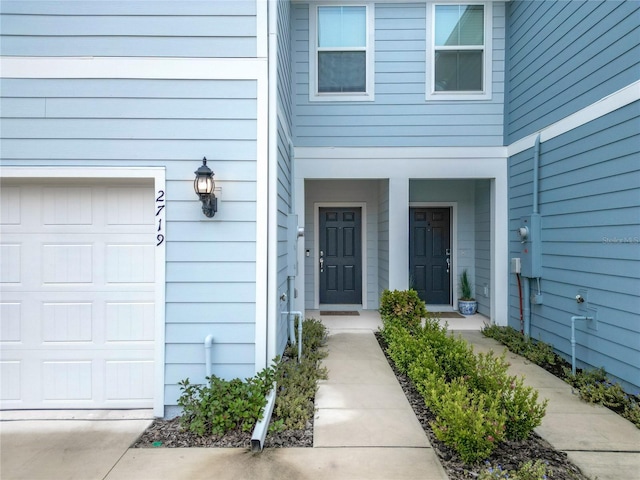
xmin=132 ymin=417 xmax=313 ymax=449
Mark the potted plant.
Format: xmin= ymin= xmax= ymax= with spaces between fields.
xmin=458 ymin=269 xmax=478 ymax=315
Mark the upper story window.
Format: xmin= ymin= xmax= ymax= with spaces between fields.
xmin=309 ymin=3 xmax=375 ymax=102
xmin=427 ymin=3 xmax=492 ymax=100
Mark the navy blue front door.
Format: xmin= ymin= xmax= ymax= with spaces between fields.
xmin=319 ymin=208 xmax=362 ymax=304
xmin=409 ymin=208 xmax=451 ymax=304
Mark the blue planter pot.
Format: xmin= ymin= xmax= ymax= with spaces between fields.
xmin=458 ymin=300 xmax=478 ymax=316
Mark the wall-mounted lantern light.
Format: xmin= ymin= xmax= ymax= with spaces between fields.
xmin=194 ymin=157 xmax=217 ymax=218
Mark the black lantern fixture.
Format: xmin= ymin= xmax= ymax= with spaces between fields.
xmin=194 ymin=157 xmax=217 ymax=218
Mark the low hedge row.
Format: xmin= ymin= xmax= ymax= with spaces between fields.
xmin=380 ymin=289 xmax=548 ymax=464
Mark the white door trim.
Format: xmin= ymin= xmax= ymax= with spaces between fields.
xmin=409 ymin=202 xmax=458 ymax=307
xmin=0 ymin=166 xmax=166 ymax=417
xmin=314 ymin=202 xmax=367 ymax=310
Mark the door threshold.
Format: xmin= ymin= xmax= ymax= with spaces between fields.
xmin=318 ymin=304 xmax=363 ymax=312
xmin=427 ymin=305 xmax=455 ymax=312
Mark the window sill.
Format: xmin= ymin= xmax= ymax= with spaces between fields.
xmin=426 ymin=91 xmax=492 ymax=102
xmin=309 ymin=91 xmax=375 ymax=103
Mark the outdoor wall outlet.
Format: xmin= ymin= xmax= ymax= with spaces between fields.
xmin=511 ymin=257 xmax=521 ymax=274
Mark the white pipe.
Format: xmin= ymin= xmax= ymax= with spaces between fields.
xmin=281 ymin=310 xmax=304 ymax=361
xmin=251 ymin=386 xmax=277 ymax=452
xmin=571 ymin=316 xmax=593 ymax=375
xmin=204 ymin=335 xmax=214 ymax=378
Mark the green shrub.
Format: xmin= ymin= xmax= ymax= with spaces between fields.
xmin=499 ymin=375 xmax=548 ymax=440
xmin=430 ymin=378 xmax=506 ymax=464
xmin=479 ymin=460 xmax=549 ymax=480
xmin=565 ymin=367 xmax=640 ymax=428
xmin=380 ymin=289 xmax=427 ymax=331
xmin=385 ymin=325 xmax=423 ymax=374
xmin=471 ymin=351 xmax=547 ymax=440
xmin=624 ymin=401 xmax=640 ymax=428
xmin=178 ymin=365 xmax=275 ymax=437
xmin=481 ymin=325 xmax=555 ymax=367
xmin=469 ymin=350 xmax=510 ymax=393
xmin=271 ymin=318 xmax=328 ymax=431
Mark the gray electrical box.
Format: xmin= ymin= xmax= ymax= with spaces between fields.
xmin=517 ymin=214 xmax=542 ymax=278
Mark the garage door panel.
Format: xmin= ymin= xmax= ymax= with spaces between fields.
xmin=43 ymin=187 xmax=93 ymax=225
xmin=0 ymin=361 xmax=21 ymax=401
xmin=0 ymin=244 xmax=22 ymax=284
xmin=0 ymin=303 xmax=22 ymax=342
xmin=106 ymin=360 xmax=154 ymax=400
xmin=107 ymin=188 xmax=155 ymax=226
xmin=43 ymin=361 xmax=93 ymax=401
xmin=42 ymin=302 xmax=93 ymax=343
xmin=106 ymin=302 xmax=155 ymax=342
xmin=42 ymin=244 xmax=94 ymax=284
xmin=0 ymin=186 xmax=21 ymax=225
xmin=0 ymin=182 xmax=156 ymax=410
xmin=106 ymin=244 xmax=155 ymax=283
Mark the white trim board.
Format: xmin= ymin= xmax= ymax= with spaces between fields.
xmin=295 ymin=146 xmax=507 ymax=160
xmin=0 ymin=166 xmax=167 ymax=417
xmin=508 ymin=80 xmax=640 ymax=156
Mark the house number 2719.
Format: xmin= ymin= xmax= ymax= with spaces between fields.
xmin=156 ymin=190 xmax=165 ymax=246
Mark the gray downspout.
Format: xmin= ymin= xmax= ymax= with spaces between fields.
xmin=523 ymin=134 xmax=542 ymax=337
xmin=533 ymin=134 xmax=540 ymax=214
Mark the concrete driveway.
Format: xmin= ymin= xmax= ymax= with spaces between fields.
xmin=0 ymin=412 xmax=151 ymax=480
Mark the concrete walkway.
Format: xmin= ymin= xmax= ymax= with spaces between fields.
xmin=1 ymin=310 xmax=639 ymax=480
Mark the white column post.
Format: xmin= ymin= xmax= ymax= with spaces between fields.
xmin=492 ymin=175 xmax=509 ymax=326
xmin=388 ymin=177 xmax=410 ymax=291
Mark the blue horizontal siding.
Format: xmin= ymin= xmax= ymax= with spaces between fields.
xmin=508 ymin=102 xmax=640 ymax=391
xmin=165 ymin=303 xmax=256 ymax=324
xmin=292 ymin=2 xmax=506 ymax=148
xmin=0 ymin=98 xmax=259 ymax=119
xmin=0 ymin=78 xmax=257 ymax=99
xmin=0 ymin=76 xmax=261 ymax=407
xmin=0 ymin=0 xmax=257 ymax=57
xmin=505 ymin=0 xmax=640 ymax=142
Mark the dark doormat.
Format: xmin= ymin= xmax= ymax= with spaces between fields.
xmin=434 ymin=311 xmax=465 ymax=319
xmin=319 ymin=311 xmax=360 ymax=316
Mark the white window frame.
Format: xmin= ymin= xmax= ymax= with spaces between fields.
xmin=426 ymin=2 xmax=492 ymax=101
xmin=309 ymin=2 xmax=375 ymax=102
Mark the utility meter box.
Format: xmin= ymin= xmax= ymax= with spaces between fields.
xmin=517 ymin=214 xmax=542 ymax=278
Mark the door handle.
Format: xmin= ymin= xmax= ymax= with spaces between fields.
xmin=446 ymin=257 xmax=450 ymax=274
xmin=319 ymin=257 xmax=324 ymax=273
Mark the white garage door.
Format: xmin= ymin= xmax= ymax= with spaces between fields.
xmin=0 ymin=181 xmax=156 ymax=409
